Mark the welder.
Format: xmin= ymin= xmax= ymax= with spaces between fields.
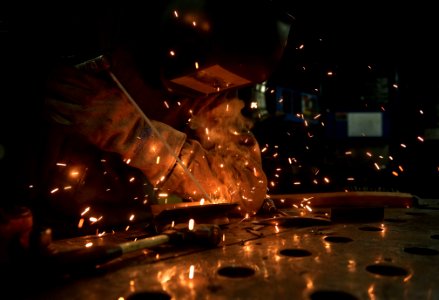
xmin=1 ymin=0 xmax=293 ymax=242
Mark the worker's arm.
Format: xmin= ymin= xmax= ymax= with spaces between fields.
xmin=45 ymin=67 xmax=267 ymax=215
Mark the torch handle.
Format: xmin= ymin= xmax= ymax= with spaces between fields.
xmin=46 ymin=224 xmax=221 ymax=271
xmin=119 ymin=234 xmax=170 ymax=254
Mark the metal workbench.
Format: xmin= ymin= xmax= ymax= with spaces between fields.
xmin=8 ymin=199 xmax=439 ymax=300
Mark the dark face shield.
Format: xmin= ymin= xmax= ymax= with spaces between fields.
xmin=130 ymin=0 xmax=294 ymax=99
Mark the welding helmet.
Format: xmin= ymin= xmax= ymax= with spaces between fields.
xmin=126 ymin=0 xmax=294 ymax=98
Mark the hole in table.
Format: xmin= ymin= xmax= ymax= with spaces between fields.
xmin=217 ymin=266 xmax=255 ymax=278
xmin=366 ymin=263 xmax=409 ymax=277
xmin=324 ymin=236 xmax=353 ymax=243
xmin=279 ymin=248 xmax=312 ymax=257
xmin=404 ymin=247 xmax=439 ymax=256
xmin=309 ymin=289 xmax=358 ymax=300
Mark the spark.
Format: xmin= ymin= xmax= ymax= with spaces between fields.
xmin=188 ymin=219 xmax=195 ymax=230
xmin=156 ymin=156 xmax=160 ymax=164
xmin=69 ymin=170 xmax=80 ymax=178
xmin=173 ymin=10 xmax=178 ymax=18
xmin=81 ymin=207 xmax=90 ymax=216
xmin=129 ymin=214 xmax=135 ymax=221
xmin=85 ymin=242 xmax=93 ymax=248
xmin=163 ymin=101 xmax=170 ymax=108
xmin=400 ymin=143 xmax=407 ymax=148
xmin=50 ymin=188 xmax=59 ymax=194
xmin=89 ymin=216 xmax=102 ymax=224
xmin=189 ymin=265 xmax=195 ymax=279
xmin=78 ymin=218 xmax=84 ymax=228
xmin=195 ymin=61 xmax=199 ymax=69
xmin=129 ymin=177 xmax=135 ymax=182
xmin=417 ymin=136 xmax=424 ymax=142
xmin=169 ymin=50 xmax=175 ymax=56
xmin=56 ymin=163 xmax=67 ymax=167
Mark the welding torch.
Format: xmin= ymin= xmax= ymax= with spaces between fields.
xmin=44 ymin=223 xmax=222 ymax=272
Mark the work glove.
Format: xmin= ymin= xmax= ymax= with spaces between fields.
xmin=161 ymin=94 xmax=268 ymax=215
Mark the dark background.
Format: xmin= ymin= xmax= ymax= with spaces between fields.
xmin=251 ymin=1 xmax=439 ymax=197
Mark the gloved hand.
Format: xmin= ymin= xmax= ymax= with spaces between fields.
xmin=161 ymin=94 xmax=268 ymax=215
